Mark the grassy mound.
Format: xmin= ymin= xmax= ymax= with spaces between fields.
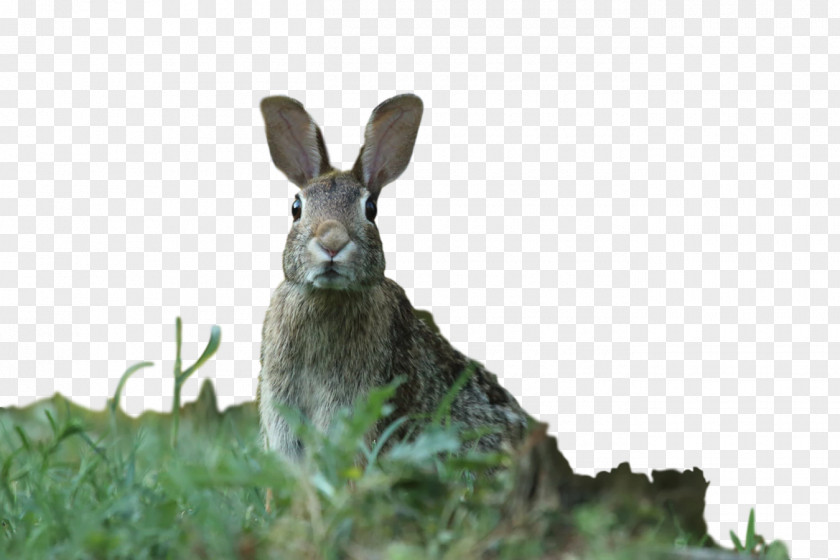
xmin=0 ymin=320 xmax=790 ymax=559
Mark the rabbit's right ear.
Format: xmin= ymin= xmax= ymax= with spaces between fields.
xmin=260 ymin=96 xmax=333 ymax=188
xmin=352 ymin=94 xmax=423 ymax=196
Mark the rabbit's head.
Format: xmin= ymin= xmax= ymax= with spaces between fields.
xmin=260 ymin=94 xmax=423 ymax=291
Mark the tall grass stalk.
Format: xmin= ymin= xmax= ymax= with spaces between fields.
xmin=169 ymin=317 xmax=221 ymax=448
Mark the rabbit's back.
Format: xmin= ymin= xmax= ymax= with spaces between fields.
xmin=383 ymin=280 xmax=531 ymax=450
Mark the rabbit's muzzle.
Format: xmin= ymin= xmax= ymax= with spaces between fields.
xmin=303 ymin=220 xmax=359 ymax=290
xmin=314 ymin=220 xmax=350 ymax=258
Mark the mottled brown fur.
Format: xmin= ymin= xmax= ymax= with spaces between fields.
xmin=258 ymin=94 xmax=532 ymax=462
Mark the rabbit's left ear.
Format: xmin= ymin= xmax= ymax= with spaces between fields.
xmin=352 ymin=94 xmax=423 ymax=195
xmin=261 ymin=96 xmax=333 ymax=188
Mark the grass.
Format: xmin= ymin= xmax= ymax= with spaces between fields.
xmin=728 ymin=509 xmax=789 ymax=560
xmin=0 ymin=319 xmax=791 ymax=559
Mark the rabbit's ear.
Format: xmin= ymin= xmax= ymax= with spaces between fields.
xmin=261 ymin=96 xmax=333 ymax=188
xmin=352 ymin=94 xmax=423 ymax=195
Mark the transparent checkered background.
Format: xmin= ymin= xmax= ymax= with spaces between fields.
xmin=1 ymin=1 xmax=837 ymax=556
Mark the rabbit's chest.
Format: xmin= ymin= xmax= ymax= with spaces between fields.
xmin=272 ymin=342 xmax=386 ymax=430
xmin=261 ymin=284 xmax=393 ymax=428
xmin=261 ymin=289 xmax=394 ymax=429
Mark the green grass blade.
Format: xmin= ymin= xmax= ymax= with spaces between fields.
xmin=14 ymin=426 xmax=31 ymax=451
xmin=171 ymin=317 xmax=184 ymax=448
xmin=171 ymin=322 xmax=221 ymax=448
xmin=52 ymin=423 xmax=85 ymax=448
xmin=745 ymin=508 xmax=756 ymax=551
xmin=174 ymin=316 xmax=183 ymax=379
xmin=45 ymin=409 xmax=58 ymax=437
xmin=365 ymin=416 xmax=409 ymax=470
xmin=431 ymin=361 xmax=476 ymax=425
xmin=109 ymin=361 xmax=154 ymax=419
xmin=180 ymin=325 xmax=222 ymax=382
xmin=1 ymin=447 xmax=23 ymax=503
xmin=730 ymin=530 xmax=743 ymax=551
xmin=76 ymin=431 xmax=107 ymax=460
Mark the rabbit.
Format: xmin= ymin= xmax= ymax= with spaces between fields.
xmin=257 ymin=93 xmax=533 ymax=465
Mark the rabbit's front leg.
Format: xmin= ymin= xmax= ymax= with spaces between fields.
xmin=259 ymin=371 xmax=304 ymax=513
xmin=259 ymin=375 xmax=304 ymax=462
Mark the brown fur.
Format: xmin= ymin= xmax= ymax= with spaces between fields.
xmin=258 ymin=94 xmax=532 ymax=463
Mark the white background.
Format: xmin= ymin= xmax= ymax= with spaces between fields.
xmin=1 ymin=2 xmax=838 ymax=556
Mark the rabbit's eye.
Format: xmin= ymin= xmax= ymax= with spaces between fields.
xmin=365 ymin=198 xmax=377 ymax=222
xmin=291 ymin=198 xmax=302 ymax=221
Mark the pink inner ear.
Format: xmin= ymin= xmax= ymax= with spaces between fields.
xmin=279 ymin=110 xmax=316 ymax=181
xmin=263 ymin=97 xmax=327 ymax=187
xmin=366 ymin=108 xmax=407 ymax=185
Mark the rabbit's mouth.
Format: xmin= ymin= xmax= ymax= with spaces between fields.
xmin=311 ymin=265 xmax=352 ymax=290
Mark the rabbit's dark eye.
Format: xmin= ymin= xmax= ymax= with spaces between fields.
xmin=291 ymin=198 xmax=302 ymax=221
xmin=365 ymin=198 xmax=377 ymax=222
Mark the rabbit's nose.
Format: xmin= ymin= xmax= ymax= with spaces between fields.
xmin=315 ymin=220 xmax=350 ymax=258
